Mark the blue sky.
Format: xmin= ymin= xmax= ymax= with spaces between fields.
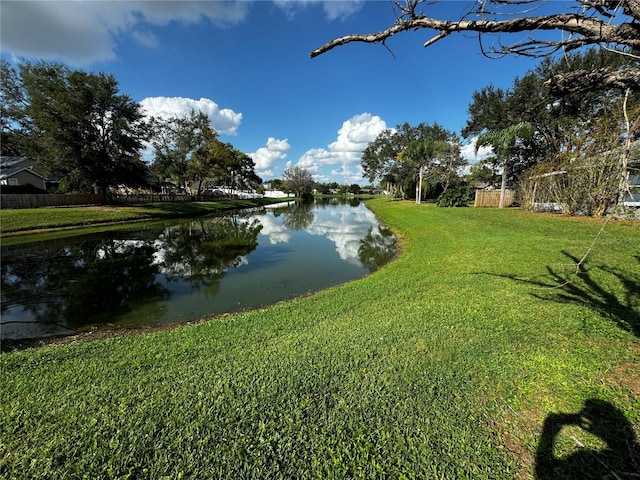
xmin=1 ymin=1 xmax=558 ymax=185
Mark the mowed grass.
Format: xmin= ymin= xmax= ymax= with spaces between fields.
xmin=1 ymin=200 xmax=638 ymax=479
xmin=0 ymin=198 xmax=282 ymax=234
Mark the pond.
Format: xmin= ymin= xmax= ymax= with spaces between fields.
xmin=1 ymin=199 xmax=397 ymax=340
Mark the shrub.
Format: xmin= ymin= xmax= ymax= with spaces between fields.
xmin=436 ymin=185 xmax=471 ymax=207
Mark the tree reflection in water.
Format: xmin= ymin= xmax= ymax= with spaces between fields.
xmin=1 ymin=215 xmax=262 ymax=332
xmin=1 ymin=238 xmax=170 ymax=330
xmin=358 ymin=224 xmax=398 ymax=272
xmin=279 ymin=202 xmax=315 ymax=231
xmin=1 ymin=201 xmax=396 ymax=340
xmin=157 ymin=215 xmax=262 ymax=291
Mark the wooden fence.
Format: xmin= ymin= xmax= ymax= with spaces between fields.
xmin=1 ymin=193 xmax=103 ymax=209
xmin=0 ymin=192 xmax=227 ymax=209
xmin=474 ymin=189 xmax=515 ymax=208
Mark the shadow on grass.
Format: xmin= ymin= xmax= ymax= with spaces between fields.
xmin=534 ymin=399 xmax=640 ymax=479
xmin=491 ymin=252 xmax=640 ymax=338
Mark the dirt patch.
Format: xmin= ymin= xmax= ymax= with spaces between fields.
xmin=498 ymin=407 xmax=546 ymax=480
xmin=503 ymin=428 xmax=536 ymax=480
xmin=605 ymin=343 xmax=640 ymax=398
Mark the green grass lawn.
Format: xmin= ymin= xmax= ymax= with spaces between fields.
xmin=0 ymin=198 xmax=284 ymax=234
xmin=1 ymin=200 xmax=638 ymax=479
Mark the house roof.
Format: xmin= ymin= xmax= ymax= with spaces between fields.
xmin=0 ymin=156 xmax=52 ymax=181
xmin=0 ymin=166 xmax=46 ymax=180
xmin=0 ymin=156 xmax=30 ymax=168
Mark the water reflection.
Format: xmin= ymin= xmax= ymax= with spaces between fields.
xmin=2 ymin=238 xmax=170 ymax=335
xmin=157 ymin=216 xmax=262 ymax=289
xmin=280 ymin=202 xmax=315 ymax=231
xmin=1 ymin=199 xmax=396 ymax=339
xmin=358 ymin=224 xmax=398 ymax=272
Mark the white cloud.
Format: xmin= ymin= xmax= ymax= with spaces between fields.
xmin=330 ymin=165 xmax=365 ymax=185
xmin=297 ymin=113 xmax=386 ymax=183
xmin=322 ymin=1 xmax=365 ymax=21
xmin=0 ymin=1 xmax=249 ymax=65
xmin=306 ymin=205 xmax=378 ymax=264
xmin=130 ymin=30 xmax=158 ymax=49
xmin=140 ymin=96 xmax=242 ymax=135
xmin=298 ymin=148 xmax=343 ymax=171
xmin=255 ymin=215 xmax=291 ymax=244
xmin=1 ymin=1 xmax=118 ymax=64
xmin=461 ymin=137 xmax=493 ymax=164
xmin=249 ymin=137 xmax=291 ymax=178
xmin=273 ymin=0 xmax=364 ymax=20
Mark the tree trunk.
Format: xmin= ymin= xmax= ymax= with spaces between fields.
xmin=499 ymin=160 xmax=508 ymax=209
xmin=618 ymin=88 xmax=632 ymax=207
xmin=416 ymin=164 xmax=424 ymax=204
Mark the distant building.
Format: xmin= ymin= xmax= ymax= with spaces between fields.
xmin=0 ymin=157 xmax=47 ymax=190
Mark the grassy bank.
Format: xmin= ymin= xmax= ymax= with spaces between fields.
xmin=1 ymin=200 xmax=638 ymax=479
xmin=0 ymin=198 xmax=285 ymax=235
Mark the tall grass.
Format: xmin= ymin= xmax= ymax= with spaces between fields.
xmin=1 ymin=201 xmax=638 ymax=479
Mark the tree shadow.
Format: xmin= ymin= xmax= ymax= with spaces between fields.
xmin=535 ymin=399 xmax=640 ymax=479
xmin=490 ymin=252 xmax=640 ymax=338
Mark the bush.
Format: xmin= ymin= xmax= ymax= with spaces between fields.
xmin=436 ymin=185 xmax=471 ymax=207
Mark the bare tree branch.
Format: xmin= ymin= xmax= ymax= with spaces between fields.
xmin=311 ymin=0 xmax=640 ymax=93
xmin=544 ymin=67 xmax=640 ymax=94
xmin=311 ymin=11 xmax=640 ymax=58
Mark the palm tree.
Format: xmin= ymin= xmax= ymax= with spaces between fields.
xmin=475 ymin=122 xmax=535 ymax=208
xmin=400 ymin=138 xmax=449 ymax=204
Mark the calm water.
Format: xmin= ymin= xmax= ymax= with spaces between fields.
xmin=1 ymin=199 xmax=396 ymax=340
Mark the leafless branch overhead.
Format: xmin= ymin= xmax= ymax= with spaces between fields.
xmin=311 ymin=0 xmax=640 ymax=93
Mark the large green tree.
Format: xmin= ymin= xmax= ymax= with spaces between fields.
xmin=2 ymin=60 xmax=149 ymax=193
xmin=149 ymin=111 xmax=261 ymax=196
xmin=463 ymin=78 xmax=547 ymax=183
xmin=464 ymin=48 xmax=638 ymax=190
xmin=399 ymin=138 xmax=450 ymax=204
xmin=223 ymin=149 xmax=262 ymax=193
xmin=0 ymin=60 xmax=30 ymax=156
xmin=462 ymin=48 xmax=640 ymax=215
xmin=149 ymin=110 xmax=212 ymax=193
xmin=362 ymin=122 xmax=463 ymax=200
xmin=475 ymin=122 xmax=535 ymax=208
xmin=361 ymin=127 xmax=413 ymax=196
xmin=282 ymin=165 xmax=314 ymax=199
xmin=467 ymin=48 xmax=637 ymax=143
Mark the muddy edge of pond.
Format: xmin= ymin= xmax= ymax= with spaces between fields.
xmin=0 ymin=306 xmax=257 ymax=353
xmin=1 ymin=323 xmax=182 ymax=353
xmin=0 ymin=291 xmax=318 ymax=353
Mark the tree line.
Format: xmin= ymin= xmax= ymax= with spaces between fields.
xmin=1 ymin=60 xmax=262 ymax=196
xmin=0 ymin=60 xmax=356 ymax=201
xmin=3 ymin=0 xmax=639 ymax=216
xmin=357 ymin=47 xmax=638 ymax=214
xmin=315 ymin=0 xmax=639 ymax=216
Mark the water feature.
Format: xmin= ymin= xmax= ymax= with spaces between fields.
xmin=1 ymin=199 xmax=397 ymax=340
